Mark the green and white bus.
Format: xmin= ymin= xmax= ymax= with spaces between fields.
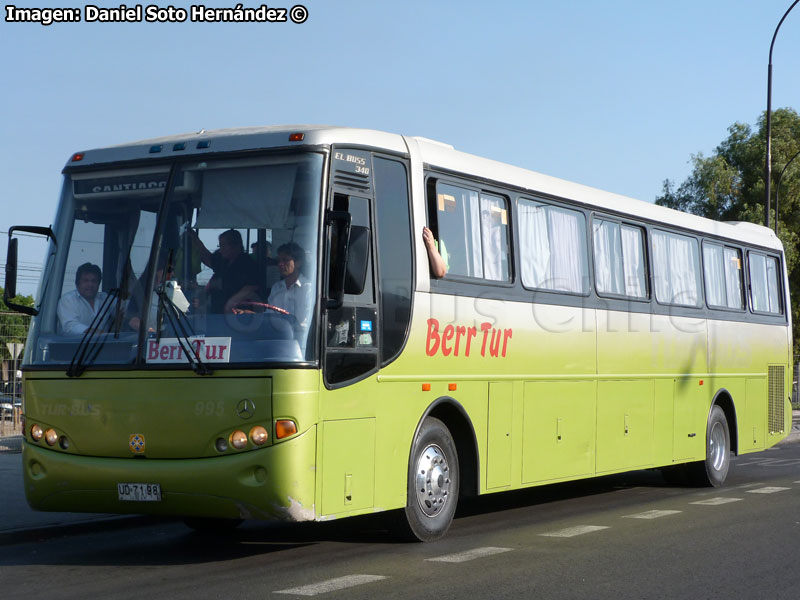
xmin=5 ymin=126 xmax=793 ymax=541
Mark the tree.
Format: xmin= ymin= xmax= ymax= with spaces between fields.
xmin=0 ymin=285 xmax=34 ymax=362
xmin=657 ymin=108 xmax=800 ymax=357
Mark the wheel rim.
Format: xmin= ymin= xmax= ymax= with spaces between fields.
xmin=414 ymin=443 xmax=451 ymax=517
xmin=709 ymin=421 xmax=727 ymax=471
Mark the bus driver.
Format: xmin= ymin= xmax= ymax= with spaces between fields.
xmin=267 ymin=242 xmax=312 ymax=332
xmin=57 ymin=262 xmax=109 ymax=335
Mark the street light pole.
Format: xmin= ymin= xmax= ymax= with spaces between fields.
xmin=765 ymin=0 xmax=800 ymax=230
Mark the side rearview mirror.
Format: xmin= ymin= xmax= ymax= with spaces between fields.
xmin=325 ymin=211 xmax=352 ymax=310
xmin=4 ymin=225 xmax=57 ymax=316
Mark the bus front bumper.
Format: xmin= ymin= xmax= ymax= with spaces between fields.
xmin=22 ymin=426 xmax=317 ymax=522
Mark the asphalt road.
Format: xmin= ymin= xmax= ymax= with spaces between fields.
xmin=2 ymin=444 xmax=800 ymax=600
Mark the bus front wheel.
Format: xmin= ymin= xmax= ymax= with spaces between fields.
xmin=689 ymin=405 xmax=731 ymax=487
xmin=400 ymin=417 xmax=460 ymax=542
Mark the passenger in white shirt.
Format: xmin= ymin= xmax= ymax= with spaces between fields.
xmin=268 ymin=242 xmax=312 ymax=331
xmin=57 ymin=263 xmax=109 ymax=335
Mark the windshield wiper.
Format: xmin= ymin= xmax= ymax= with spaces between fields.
xmin=156 ymin=285 xmax=213 ymax=376
xmin=66 ymin=289 xmax=119 ymax=377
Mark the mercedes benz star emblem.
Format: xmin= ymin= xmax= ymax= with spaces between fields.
xmin=236 ymin=399 xmax=256 ymax=419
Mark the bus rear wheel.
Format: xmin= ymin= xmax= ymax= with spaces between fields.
xmin=398 ymin=417 xmax=459 ymax=542
xmin=688 ymin=405 xmax=730 ymax=487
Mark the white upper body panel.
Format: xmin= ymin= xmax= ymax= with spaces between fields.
xmin=67 ymin=125 xmax=781 ymax=253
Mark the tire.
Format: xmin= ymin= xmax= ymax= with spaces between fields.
xmin=183 ymin=517 xmax=243 ymax=534
xmin=397 ymin=417 xmax=459 ymax=542
xmin=688 ymin=405 xmax=731 ymax=487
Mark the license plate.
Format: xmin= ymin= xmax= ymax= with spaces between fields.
xmin=117 ymin=483 xmax=162 ymax=502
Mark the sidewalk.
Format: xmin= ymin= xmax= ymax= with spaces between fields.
xmin=1 ymin=411 xmax=799 ymax=543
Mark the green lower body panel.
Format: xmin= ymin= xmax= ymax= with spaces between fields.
xmin=23 ymin=426 xmax=317 ymax=522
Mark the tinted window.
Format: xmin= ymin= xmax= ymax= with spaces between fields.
xmin=519 ymin=199 xmax=588 ymax=294
xmin=373 ymin=157 xmax=412 ymax=365
xmin=593 ymin=219 xmax=646 ymax=298
xmin=703 ymin=243 xmax=743 ymax=310
xmin=434 ymin=182 xmax=510 ymax=281
xmin=651 ymin=230 xmax=701 ymax=306
xmin=749 ymin=252 xmax=782 ymax=314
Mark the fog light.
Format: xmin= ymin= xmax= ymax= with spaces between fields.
xmin=250 ymin=426 xmax=268 ymax=445
xmin=58 ymin=436 xmax=70 ymax=450
xmin=45 ymin=428 xmax=58 ymax=446
xmin=31 ymin=424 xmax=43 ymax=442
xmin=215 ymin=437 xmax=229 ymax=453
xmin=230 ymin=430 xmax=248 ymax=450
xmin=275 ymin=420 xmax=297 ymax=439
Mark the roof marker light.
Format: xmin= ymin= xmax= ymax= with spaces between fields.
xmin=173 ymin=142 xmax=186 ymax=151
xmin=71 ymin=152 xmax=85 ymax=162
xmin=149 ymin=145 xmax=163 ymax=154
xmin=197 ymin=141 xmax=210 ymax=149
xmin=289 ymin=133 xmax=305 ymax=142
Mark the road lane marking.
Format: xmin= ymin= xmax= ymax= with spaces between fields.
xmin=690 ymin=497 xmax=743 ymax=506
xmin=427 ymin=546 xmax=512 ymax=563
xmin=274 ymin=575 xmax=387 ymax=596
xmin=746 ymin=486 xmax=791 ymax=494
xmin=623 ymin=510 xmax=682 ymax=519
xmin=738 ymin=458 xmax=800 ymax=467
xmin=539 ymin=525 xmax=609 ymax=538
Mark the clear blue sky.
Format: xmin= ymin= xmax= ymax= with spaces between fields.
xmin=2 ymin=0 xmax=799 ymax=295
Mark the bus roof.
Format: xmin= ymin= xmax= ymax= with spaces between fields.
xmin=67 ymin=124 xmax=781 ymax=252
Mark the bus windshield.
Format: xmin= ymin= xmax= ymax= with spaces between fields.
xmin=27 ymin=152 xmax=323 ymax=369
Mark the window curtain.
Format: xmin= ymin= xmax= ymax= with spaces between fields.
xmin=593 ymin=220 xmax=623 ymax=295
xmin=703 ymin=244 xmax=726 ymax=307
xmin=651 ymin=232 xmax=670 ymax=303
xmin=723 ymin=247 xmax=743 ymax=309
xmin=467 ymin=189 xmax=483 ymax=278
xmin=547 ymin=207 xmax=586 ymax=292
xmin=480 ymin=194 xmax=506 ymax=281
xmin=621 ymin=225 xmax=645 ymax=298
xmin=749 ymin=253 xmax=769 ymax=312
xmin=519 ymin=200 xmax=550 ymax=288
xmin=766 ymin=257 xmax=780 ymax=313
xmin=653 ymin=230 xmax=699 ymax=305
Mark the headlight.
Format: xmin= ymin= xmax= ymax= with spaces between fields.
xmin=250 ymin=426 xmax=268 ymax=446
xmin=31 ymin=424 xmax=43 ymax=442
xmin=230 ymin=430 xmax=248 ymax=450
xmin=45 ymin=428 xmax=58 ymax=446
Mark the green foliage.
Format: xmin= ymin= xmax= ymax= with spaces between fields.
xmin=0 ymin=285 xmax=34 ymax=361
xmin=656 ymin=108 xmax=800 ymax=357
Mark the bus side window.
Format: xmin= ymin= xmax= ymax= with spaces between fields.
xmin=429 ymin=180 xmax=510 ymax=282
